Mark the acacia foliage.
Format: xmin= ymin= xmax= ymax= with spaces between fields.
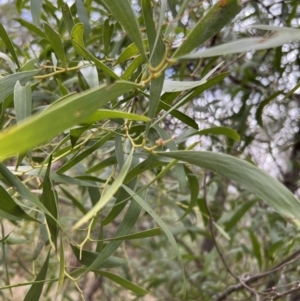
xmin=0 ymin=0 xmax=299 ymax=300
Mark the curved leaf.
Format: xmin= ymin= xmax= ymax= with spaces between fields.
xmin=0 ymin=81 xmax=139 ymax=160
xmin=179 ymin=25 xmax=300 ymax=60
xmin=0 ymin=185 xmax=38 ymax=222
xmin=157 ymin=151 xmax=300 ymax=225
xmin=0 ymin=24 xmax=20 ymax=68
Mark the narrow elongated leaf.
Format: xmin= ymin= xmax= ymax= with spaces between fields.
xmin=153 ymin=125 xmax=187 ymax=190
xmin=180 ymin=25 xmax=300 ymax=60
xmin=103 ymin=182 xmax=136 ymax=225
xmin=58 ymin=132 xmax=114 ymax=173
xmin=115 ymin=41 xmax=148 ymax=65
xmin=142 ymin=0 xmax=156 ymax=53
xmin=75 ymin=0 xmax=91 ymax=36
xmin=159 ymin=101 xmax=198 ymax=129
xmin=0 ymin=81 xmax=139 ymax=160
xmin=144 ymin=1 xmax=166 ymax=129
xmin=85 ymin=155 xmax=117 ymax=175
xmin=150 ymin=0 xmax=167 ymax=62
xmin=40 ymin=160 xmax=58 ymax=249
xmin=15 ymin=19 xmax=46 ymax=38
xmin=165 ymin=73 xmax=228 ymax=109
xmin=88 ymin=187 xmax=100 ymax=206
xmin=23 ymin=251 xmax=50 ymax=301
xmin=20 ymin=58 xmax=38 ymax=72
xmin=115 ymin=134 xmax=124 ymax=168
xmin=44 ymin=23 xmax=67 ymax=68
xmin=83 ymin=109 xmax=150 ymax=125
xmin=157 ymin=151 xmax=300 ymax=225
xmin=61 ymin=187 xmax=87 ymax=214
xmin=147 ymin=75 xmax=164 ymax=126
xmin=30 ymin=0 xmax=43 ymax=26
xmin=142 ymin=0 xmax=166 ymax=67
xmin=58 ymin=234 xmax=65 ymax=290
xmin=24 ymin=168 xmax=99 ymax=187
xmin=176 ymin=127 xmax=240 ymax=144
xmin=71 ymin=245 xmax=127 ymax=268
xmin=71 ymin=23 xmax=119 ymax=79
xmin=198 ymin=127 xmax=240 ymax=141
xmin=173 ymin=0 xmax=241 ymax=58
xmin=122 ymin=185 xmax=186 ymax=293
xmin=0 ymin=23 xmax=20 ymax=68
xmin=249 ymin=229 xmax=262 ymax=270
xmin=102 ymin=0 xmax=147 ymax=61
xmin=179 ymin=167 xmax=199 ymax=220
xmin=98 ymin=271 xmax=148 ymax=295
xmin=103 ymin=17 xmax=114 ymax=55
xmin=72 ymin=149 xmax=134 ymax=230
xmin=62 ymin=3 xmax=75 ymax=35
xmin=124 ymin=154 xmax=165 ymax=184
xmin=162 ymin=62 xmax=223 ymax=92
xmin=0 ymin=185 xmax=38 ymax=222
xmin=56 ymin=78 xmax=69 ymax=96
xmin=0 ymin=70 xmax=39 ymax=104
xmin=14 ymin=81 xmax=32 ymax=123
xmin=121 ymin=55 xmax=144 ymax=80
xmin=101 ymin=228 xmax=162 ymax=242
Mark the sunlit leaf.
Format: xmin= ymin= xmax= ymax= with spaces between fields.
xmin=179 ymin=25 xmax=300 ymax=59
xmin=0 ymin=81 xmax=139 ymax=160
